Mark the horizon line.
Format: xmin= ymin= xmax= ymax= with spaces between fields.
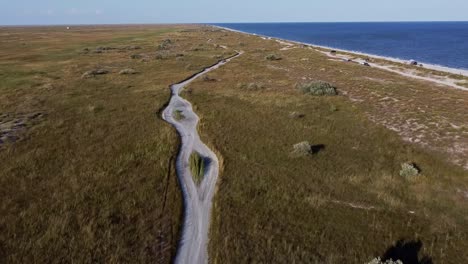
xmin=1 ymin=20 xmax=468 ymax=27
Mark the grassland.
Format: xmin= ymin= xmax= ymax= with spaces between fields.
xmin=185 ymin=28 xmax=468 ymax=263
xmin=0 ymin=25 xmax=236 ymax=263
xmin=1 ymin=24 xmax=467 ymax=264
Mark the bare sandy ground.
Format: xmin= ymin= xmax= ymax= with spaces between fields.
xmin=317 ymin=49 xmax=468 ymax=91
xmin=162 ymin=52 xmax=242 ymax=264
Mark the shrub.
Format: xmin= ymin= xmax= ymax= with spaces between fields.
xmin=189 ymin=152 xmax=205 ymax=185
xmin=265 ymin=54 xmax=282 ymax=61
xmin=291 ymin=141 xmax=312 ymax=157
xmin=119 ymin=69 xmax=138 ymax=75
xmin=297 ymin=81 xmax=337 ymax=96
xmin=157 ymin=39 xmax=172 ymax=50
xmin=367 ymin=257 xmax=403 ymax=264
xmin=81 ymin=69 xmax=109 ymax=79
xmin=155 ymin=51 xmax=169 ymax=60
xmin=399 ymin=163 xmax=420 ymax=178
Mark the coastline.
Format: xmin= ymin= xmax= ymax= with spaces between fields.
xmin=212 ymin=25 xmax=468 ymax=79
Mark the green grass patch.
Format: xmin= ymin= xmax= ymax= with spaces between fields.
xmin=173 ymin=110 xmax=185 ymax=121
xmin=189 ymin=152 xmax=205 ymax=185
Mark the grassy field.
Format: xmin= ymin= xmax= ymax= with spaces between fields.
xmin=0 ymin=25 xmax=236 ymax=263
xmin=1 ymin=24 xmax=467 ymax=263
xmin=185 ymin=28 xmax=468 ymax=263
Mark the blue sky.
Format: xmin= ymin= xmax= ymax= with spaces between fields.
xmin=1 ymin=0 xmax=467 ymax=25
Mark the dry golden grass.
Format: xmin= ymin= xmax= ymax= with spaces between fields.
xmin=0 ymin=25 xmax=236 ymax=263
xmin=1 ymin=24 xmax=467 ymax=263
xmin=185 ymin=28 xmax=468 ymax=263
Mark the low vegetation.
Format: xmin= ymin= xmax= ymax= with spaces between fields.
xmin=367 ymin=258 xmax=403 ymax=264
xmin=399 ymin=162 xmax=420 ymax=178
xmin=0 ymin=24 xmax=237 ymax=263
xmin=186 ymin=30 xmax=468 ymax=263
xmin=173 ymin=110 xmax=185 ymax=121
xmin=265 ymin=54 xmax=282 ymax=61
xmin=202 ymin=75 xmax=216 ymax=82
xmin=1 ymin=24 xmax=468 ymax=264
xmin=119 ymin=68 xmax=138 ymax=75
xmin=297 ymin=81 xmax=338 ymax=95
xmin=189 ymin=152 xmax=205 ymax=185
xmin=157 ymin=38 xmax=172 ymax=50
xmin=291 ymin=141 xmax=313 ymax=157
xmin=237 ymin=82 xmax=265 ymax=90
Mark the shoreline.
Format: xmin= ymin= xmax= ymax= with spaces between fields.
xmin=213 ymin=25 xmax=468 ymax=78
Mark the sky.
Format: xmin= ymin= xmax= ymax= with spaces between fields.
xmin=1 ymin=0 xmax=467 ymax=25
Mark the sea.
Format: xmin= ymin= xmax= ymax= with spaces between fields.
xmin=213 ymin=22 xmax=468 ymax=70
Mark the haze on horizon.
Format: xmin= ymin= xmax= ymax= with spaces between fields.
xmin=1 ymin=0 xmax=468 ymax=25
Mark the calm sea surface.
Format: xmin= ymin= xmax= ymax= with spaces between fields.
xmin=214 ymin=22 xmax=468 ymax=70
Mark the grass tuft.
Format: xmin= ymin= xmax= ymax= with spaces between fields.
xmin=189 ymin=152 xmax=205 ymax=185
xmin=173 ymin=110 xmax=185 ymax=121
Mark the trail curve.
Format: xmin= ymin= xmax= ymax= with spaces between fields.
xmin=162 ymin=52 xmax=242 ymax=264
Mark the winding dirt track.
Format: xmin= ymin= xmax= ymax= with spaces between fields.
xmin=162 ymin=52 xmax=242 ymax=264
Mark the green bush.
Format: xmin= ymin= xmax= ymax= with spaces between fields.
xmin=400 ymin=163 xmax=420 ymax=178
xmin=297 ymin=81 xmax=337 ymax=96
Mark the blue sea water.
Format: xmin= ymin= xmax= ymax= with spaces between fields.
xmin=214 ymin=22 xmax=468 ymax=70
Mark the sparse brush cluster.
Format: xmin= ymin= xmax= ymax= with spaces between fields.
xmin=265 ymin=54 xmax=282 ymax=61
xmin=190 ymin=43 xmax=206 ymax=52
xmin=81 ymin=68 xmax=138 ymax=78
xmin=367 ymin=257 xmax=403 ymax=264
xmin=399 ymin=162 xmax=420 ymax=178
xmin=157 ymin=39 xmax=172 ymax=50
xmin=291 ymin=141 xmax=313 ymax=157
xmin=297 ymin=81 xmax=338 ymax=96
xmin=155 ymin=51 xmax=170 ymax=60
xmin=82 ymin=45 xmax=141 ymax=54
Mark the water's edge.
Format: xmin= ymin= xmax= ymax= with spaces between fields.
xmin=212 ymin=25 xmax=468 ymax=77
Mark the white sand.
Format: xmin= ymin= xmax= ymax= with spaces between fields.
xmin=162 ymin=52 xmax=242 ymax=264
